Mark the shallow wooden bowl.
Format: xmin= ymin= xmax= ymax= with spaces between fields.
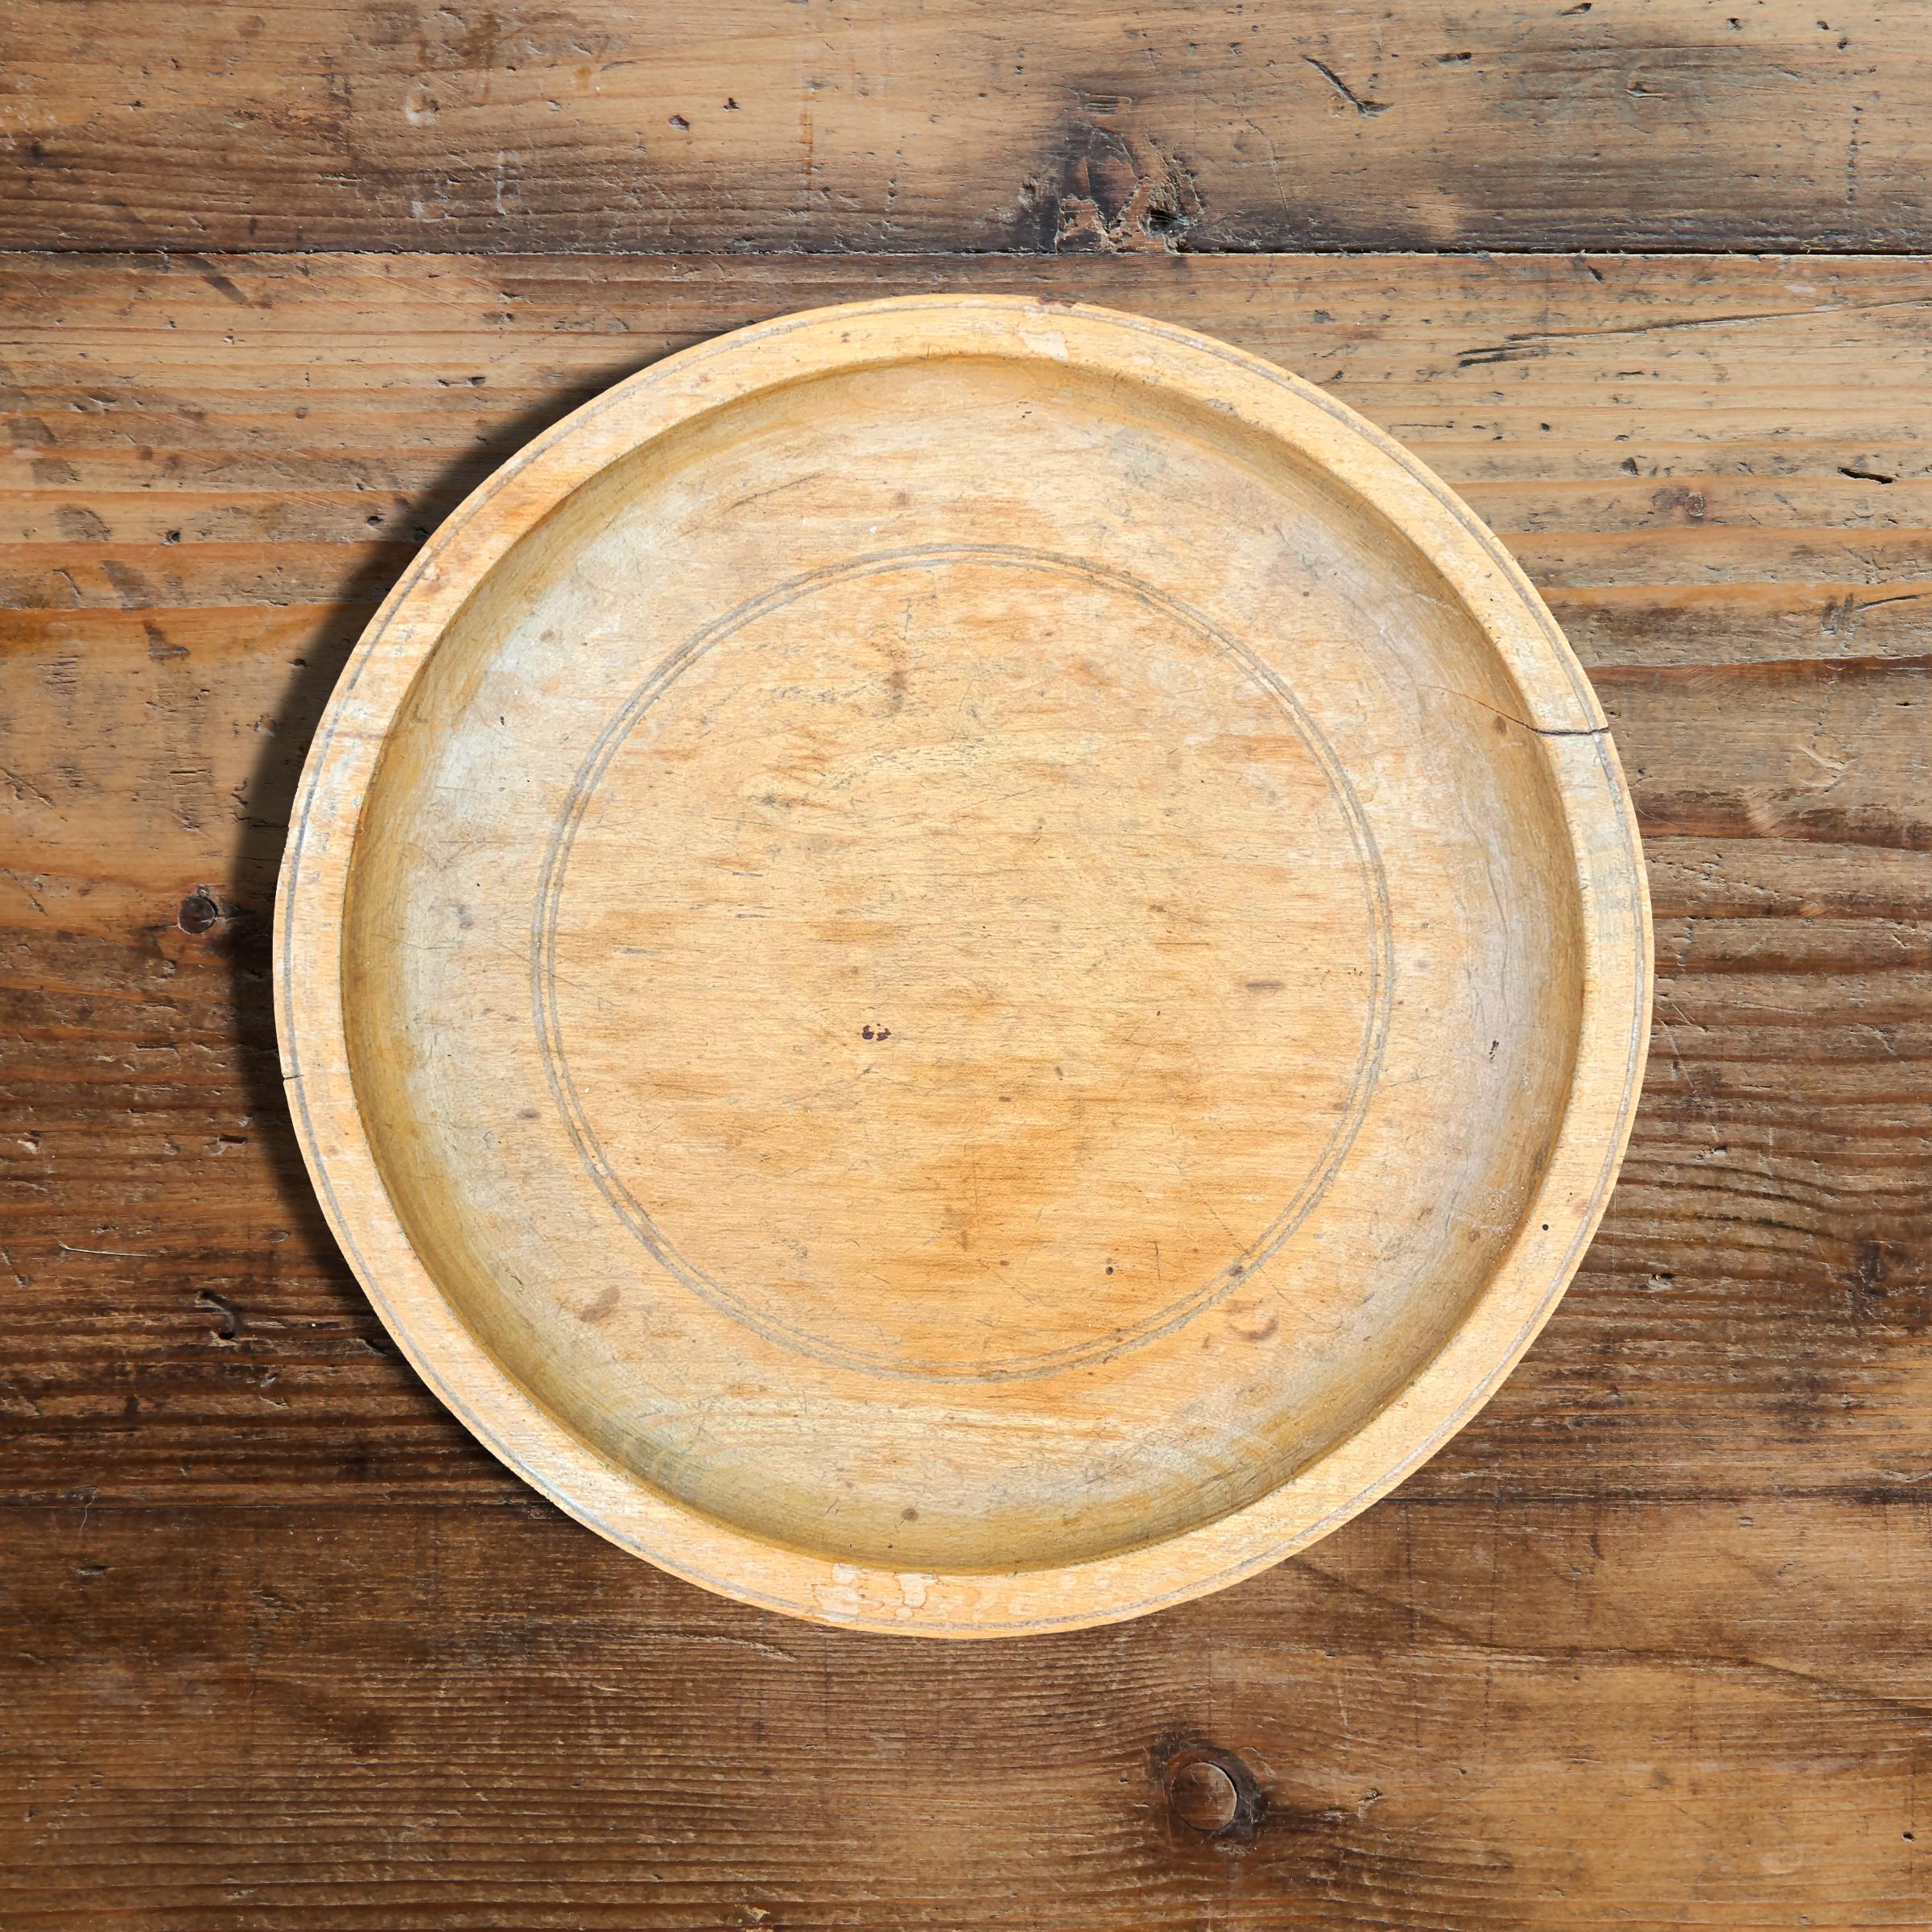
xmin=278 ymin=297 xmax=1649 ymax=1636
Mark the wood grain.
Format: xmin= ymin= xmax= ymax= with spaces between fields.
xmin=4 ymin=1497 xmax=1929 ymax=1928
xmin=1 ymin=1 xmax=1925 ymax=257
xmin=4 ymin=250 xmax=1928 ymax=1509
xmin=3 ymin=248 xmax=1930 ymax=1913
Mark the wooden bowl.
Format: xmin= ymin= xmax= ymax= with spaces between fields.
xmin=277 ymin=297 xmax=1650 ymax=1635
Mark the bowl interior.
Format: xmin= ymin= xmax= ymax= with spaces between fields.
xmin=341 ymin=349 xmax=1586 ymax=1575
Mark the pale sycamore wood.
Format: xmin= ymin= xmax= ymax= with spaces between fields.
xmin=275 ymin=295 xmax=1650 ymax=1633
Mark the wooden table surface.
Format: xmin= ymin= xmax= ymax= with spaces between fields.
xmin=3 ymin=6 xmax=1929 ymax=1926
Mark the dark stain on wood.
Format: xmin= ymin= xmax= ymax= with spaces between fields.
xmin=1158 ymin=1736 xmax=1267 ymax=1847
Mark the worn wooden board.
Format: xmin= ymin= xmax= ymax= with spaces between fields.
xmin=4 ymin=250 xmax=1928 ymax=1509
xmin=3 ymin=249 xmax=1931 ymax=1915
xmin=4 ymin=1496 xmax=1929 ymax=1927
xmin=1 ymin=1 xmax=1926 ymax=256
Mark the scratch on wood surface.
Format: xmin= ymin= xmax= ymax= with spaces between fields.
xmin=1459 ymin=295 xmax=1932 ymax=368
xmin=1301 ymin=56 xmax=1389 ymax=118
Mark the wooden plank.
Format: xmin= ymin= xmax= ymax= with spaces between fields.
xmin=3 ymin=250 xmax=1930 ymax=1512
xmin=2 ymin=1496 xmax=1926 ymax=1928
xmin=1 ymin=2 xmax=1926 ymax=256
